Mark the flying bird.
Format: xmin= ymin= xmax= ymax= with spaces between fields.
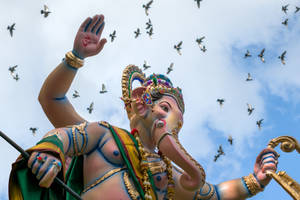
xmin=214 ymin=154 xmax=220 ymax=162
xmin=72 ymin=90 xmax=80 ymax=98
xmin=282 ymin=19 xmax=288 ymax=27
xmin=195 ymin=0 xmax=202 ymax=9
xmin=244 ymin=50 xmax=251 ymax=58
xmin=143 ymin=60 xmax=151 ymax=71
xmin=146 ymin=19 xmax=152 ymax=29
xmin=258 ymin=48 xmax=265 ymax=63
xmin=41 ymin=5 xmax=51 ymax=18
xmin=217 ymin=145 xmax=225 ymax=155
xmin=200 ymin=45 xmax=207 ymax=52
xmin=282 ymin=4 xmax=289 ymax=14
xmin=146 ymin=27 xmax=153 ymax=39
xmin=295 ymin=6 xmax=300 ymax=13
xmin=142 ymin=0 xmax=153 ymax=16
xmin=174 ymin=41 xmax=183 ymax=55
xmin=8 ymin=65 xmax=18 ymax=74
xmin=99 ymin=84 xmax=107 ymax=94
xmin=256 ymin=119 xmax=263 ymax=130
xmin=7 ymin=23 xmax=16 ymax=37
xmin=247 ymin=103 xmax=255 ymax=115
xmin=87 ymin=102 xmax=94 ymax=114
xmin=12 ymin=73 xmax=19 ymax=81
xmin=246 ymin=73 xmax=253 ymax=81
xmin=29 ymin=127 xmax=38 ymax=136
xmin=228 ymin=135 xmax=233 ymax=145
xmin=278 ymin=51 xmax=287 ymax=65
xmin=134 ymin=28 xmax=141 ymax=38
xmin=217 ymin=98 xmax=225 ymax=107
xmin=196 ymin=36 xmax=205 ymax=45
xmin=167 ymin=63 xmax=174 ymax=74
xmin=109 ymin=30 xmax=116 ymax=42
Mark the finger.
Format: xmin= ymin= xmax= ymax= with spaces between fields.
xmin=91 ymin=15 xmax=103 ymax=33
xmin=96 ymin=21 xmax=105 ymax=36
xmin=28 ymin=152 xmax=39 ymax=168
xmin=262 ymin=162 xmax=277 ymax=173
xmin=39 ymin=161 xmax=61 ymax=188
xmin=260 ymin=154 xmax=277 ymax=165
xmin=95 ymin=38 xmax=107 ymax=54
xmin=32 ymin=154 xmax=47 ymax=175
xmin=79 ymin=17 xmax=92 ymax=32
xmin=36 ymin=156 xmax=52 ymax=180
xmin=256 ymin=148 xmax=279 ymax=163
xmin=86 ymin=15 xmax=100 ymax=32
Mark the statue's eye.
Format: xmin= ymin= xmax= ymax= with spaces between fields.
xmin=161 ymin=105 xmax=169 ymax=112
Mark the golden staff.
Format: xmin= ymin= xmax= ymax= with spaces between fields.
xmin=266 ymin=136 xmax=300 ymax=200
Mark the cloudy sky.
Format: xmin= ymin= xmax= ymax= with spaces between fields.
xmin=1 ymin=0 xmax=300 ymax=199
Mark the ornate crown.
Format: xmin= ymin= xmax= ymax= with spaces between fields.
xmin=121 ymin=65 xmax=184 ymax=119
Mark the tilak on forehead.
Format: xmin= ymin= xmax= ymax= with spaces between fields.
xmin=121 ymin=65 xmax=185 ymax=118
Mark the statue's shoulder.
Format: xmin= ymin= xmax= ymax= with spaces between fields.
xmin=98 ymin=121 xmax=130 ymax=135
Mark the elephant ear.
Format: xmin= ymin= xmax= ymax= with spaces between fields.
xmin=121 ymin=65 xmax=146 ymax=118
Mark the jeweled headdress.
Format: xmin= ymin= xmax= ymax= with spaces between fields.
xmin=121 ymin=65 xmax=184 ymax=119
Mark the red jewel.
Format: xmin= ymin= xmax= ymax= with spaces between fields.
xmin=37 ymin=156 xmax=43 ymax=161
xmin=131 ymin=128 xmax=139 ymax=136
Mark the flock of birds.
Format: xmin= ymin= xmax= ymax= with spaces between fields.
xmin=5 ymin=1 xmax=296 ymax=165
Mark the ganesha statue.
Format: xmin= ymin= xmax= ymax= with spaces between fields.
xmin=9 ymin=14 xmax=278 ymax=200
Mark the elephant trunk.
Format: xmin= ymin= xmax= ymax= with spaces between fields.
xmin=157 ymin=133 xmax=205 ymax=191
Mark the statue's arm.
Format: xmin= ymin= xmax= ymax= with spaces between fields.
xmin=173 ymin=148 xmax=279 ymax=200
xmin=38 ymin=14 xmax=107 ymax=128
xmin=27 ymin=121 xmax=108 ymax=188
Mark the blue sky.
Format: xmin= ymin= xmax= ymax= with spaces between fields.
xmin=0 ymin=0 xmax=300 ymax=199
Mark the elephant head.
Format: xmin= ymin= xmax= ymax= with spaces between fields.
xmin=121 ymin=65 xmax=206 ymax=191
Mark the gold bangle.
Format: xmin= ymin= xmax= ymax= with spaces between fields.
xmin=242 ymin=173 xmax=263 ymax=196
xmin=65 ymin=51 xmax=84 ymax=69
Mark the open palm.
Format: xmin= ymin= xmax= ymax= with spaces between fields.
xmin=73 ymin=14 xmax=107 ymax=59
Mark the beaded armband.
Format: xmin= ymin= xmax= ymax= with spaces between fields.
xmin=242 ymin=173 xmax=264 ymax=196
xmin=69 ymin=121 xmax=89 ymax=156
xmin=65 ymin=51 xmax=84 ymax=69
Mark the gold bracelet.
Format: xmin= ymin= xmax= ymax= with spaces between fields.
xmin=65 ymin=51 xmax=84 ymax=69
xmin=242 ymin=173 xmax=264 ymax=196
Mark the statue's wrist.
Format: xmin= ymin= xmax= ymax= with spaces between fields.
xmin=241 ymin=173 xmax=264 ymax=197
xmin=63 ymin=51 xmax=84 ymax=70
xmin=72 ymin=49 xmax=85 ymax=60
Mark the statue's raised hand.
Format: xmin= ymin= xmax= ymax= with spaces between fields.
xmin=73 ymin=14 xmax=107 ymax=59
xmin=253 ymin=148 xmax=279 ymax=187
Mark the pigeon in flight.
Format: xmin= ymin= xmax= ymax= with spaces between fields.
xmin=134 ymin=28 xmax=141 ymax=38
xmin=8 ymin=65 xmax=18 ymax=74
xmin=217 ymin=98 xmax=225 ymax=107
xmin=72 ymin=90 xmax=80 ymax=98
xmin=258 ymin=48 xmax=265 ymax=63
xmin=12 ymin=73 xmax=19 ymax=81
xmin=217 ymin=145 xmax=225 ymax=155
xmin=246 ymin=73 xmax=253 ymax=81
xmin=200 ymin=45 xmax=207 ymax=52
xmin=196 ymin=36 xmax=205 ymax=45
xmin=247 ymin=103 xmax=254 ymax=115
xmin=195 ymin=0 xmax=203 ymax=9
xmin=7 ymin=23 xmax=16 ymax=37
xmin=174 ymin=41 xmax=183 ymax=55
xmin=29 ymin=127 xmax=38 ymax=136
xmin=146 ymin=19 xmax=152 ymax=30
xmin=167 ymin=63 xmax=174 ymax=74
xmin=228 ymin=135 xmax=233 ymax=145
xmin=256 ymin=119 xmax=263 ymax=130
xmin=41 ymin=5 xmax=51 ymax=18
xmin=214 ymin=154 xmax=220 ymax=162
xmin=244 ymin=50 xmax=251 ymax=58
xmin=99 ymin=84 xmax=107 ymax=94
xmin=87 ymin=102 xmax=94 ymax=114
xmin=143 ymin=60 xmax=151 ymax=71
xmin=282 ymin=19 xmax=288 ymax=27
xmin=142 ymin=0 xmax=153 ymax=16
xmin=295 ymin=6 xmax=300 ymax=13
xmin=109 ymin=30 xmax=116 ymax=42
xmin=146 ymin=27 xmax=153 ymax=39
xmin=278 ymin=51 xmax=287 ymax=65
xmin=282 ymin=4 xmax=289 ymax=14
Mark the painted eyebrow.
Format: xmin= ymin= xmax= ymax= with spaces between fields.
xmin=160 ymin=101 xmax=172 ymax=109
